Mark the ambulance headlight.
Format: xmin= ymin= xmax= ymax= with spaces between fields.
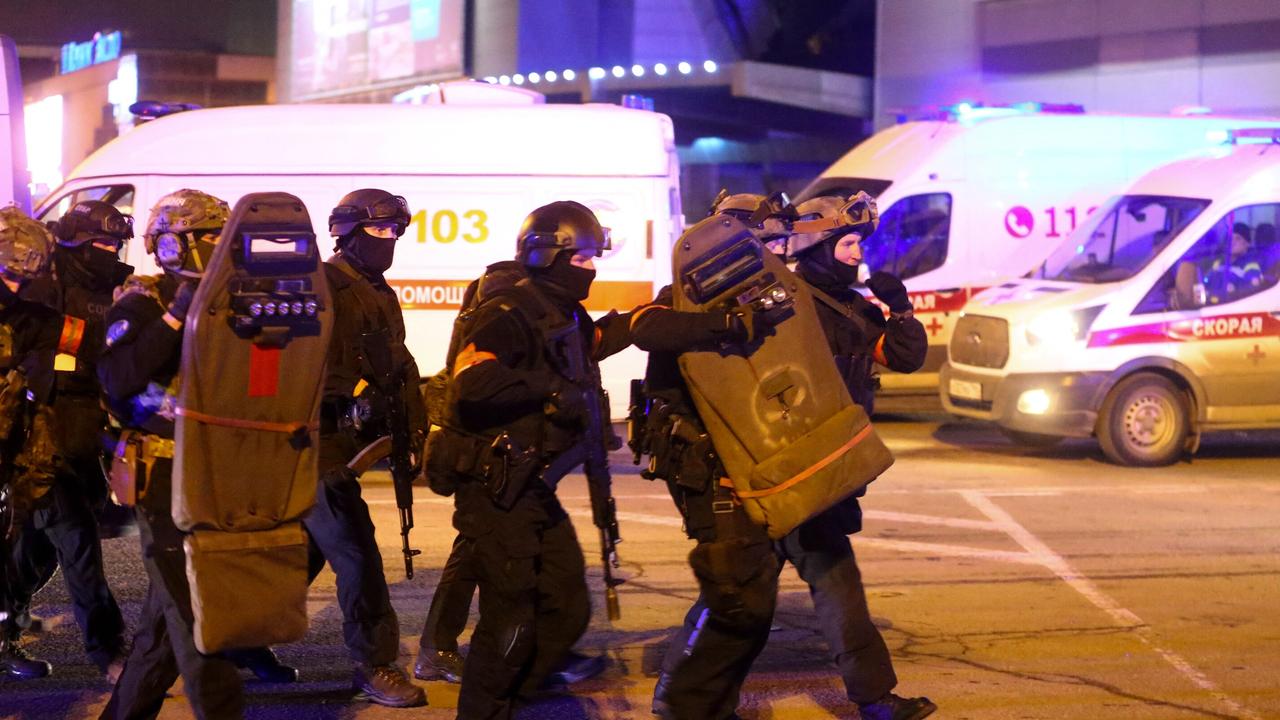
xmin=264 ymin=302 xmax=277 ymax=316
xmin=1016 ymin=389 xmax=1051 ymax=415
xmin=248 ymin=302 xmax=263 ymax=317
xmin=1025 ymin=306 xmax=1104 ymax=347
xmin=291 ymin=301 xmax=303 ymax=315
xmin=304 ymin=300 xmax=318 ymax=316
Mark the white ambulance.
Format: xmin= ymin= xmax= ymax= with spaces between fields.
xmin=797 ymin=105 xmax=1280 ymax=403
xmin=940 ymin=130 xmax=1280 ymax=466
xmin=33 ymin=83 xmax=682 ymax=416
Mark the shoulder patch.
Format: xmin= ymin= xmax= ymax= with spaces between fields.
xmin=105 ymin=319 xmax=131 ymax=348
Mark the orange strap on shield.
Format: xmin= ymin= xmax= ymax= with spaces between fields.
xmin=732 ymin=424 xmax=875 ymax=499
xmin=175 ymin=406 xmax=316 ymax=435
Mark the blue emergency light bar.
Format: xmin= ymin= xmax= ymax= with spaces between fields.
xmin=1226 ymin=127 xmax=1280 ymax=144
xmin=129 ymin=100 xmax=202 ymax=120
xmin=894 ymin=101 xmax=1086 ymax=124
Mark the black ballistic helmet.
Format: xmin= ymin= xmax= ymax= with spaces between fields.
xmin=53 ymin=200 xmax=134 ymax=249
xmin=328 ymin=188 xmax=411 ymax=238
xmin=516 ymin=201 xmax=611 ymax=269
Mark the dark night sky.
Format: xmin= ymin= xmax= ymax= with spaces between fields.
xmin=0 ymin=0 xmax=276 ymax=55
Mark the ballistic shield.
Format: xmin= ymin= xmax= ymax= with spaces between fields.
xmin=672 ymin=215 xmax=893 ymax=539
xmin=172 ymin=192 xmax=333 ymax=653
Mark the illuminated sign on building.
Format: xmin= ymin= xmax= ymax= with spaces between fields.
xmin=61 ymin=31 xmax=123 ymax=74
xmin=288 ymin=0 xmax=464 ymax=99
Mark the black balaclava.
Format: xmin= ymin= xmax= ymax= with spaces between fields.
xmin=796 ymin=233 xmax=860 ymax=293
xmin=531 ymin=251 xmax=595 ymax=305
xmin=55 ymin=244 xmax=132 ymax=293
xmin=340 ymin=227 xmax=397 ymax=279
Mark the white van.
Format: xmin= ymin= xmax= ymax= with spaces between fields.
xmin=940 ymin=130 xmax=1280 ymax=466
xmin=34 ymin=83 xmax=682 ymax=416
xmin=797 ymin=106 xmax=1280 ymax=403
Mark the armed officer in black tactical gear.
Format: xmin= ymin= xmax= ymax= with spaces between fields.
xmin=782 ymin=193 xmax=935 ymax=720
xmin=99 ymin=190 xmax=298 ymax=719
xmin=434 ymin=200 xmax=630 ymax=719
xmin=0 ymin=207 xmax=66 ymax=681
xmin=9 ymin=200 xmax=129 ymax=680
xmin=308 ymin=188 xmax=427 ymax=708
xmin=98 ymin=190 xmax=252 ymax=719
xmin=629 ymin=228 xmax=782 ymax=718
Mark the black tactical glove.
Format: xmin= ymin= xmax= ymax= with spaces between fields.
xmin=866 ymin=272 xmax=912 ymax=314
xmin=727 ymin=304 xmax=776 ymax=343
xmin=548 ymin=381 xmax=589 ymax=425
xmin=167 ymin=281 xmax=197 ymax=322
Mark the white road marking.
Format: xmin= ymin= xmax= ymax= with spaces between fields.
xmin=855 ymin=537 xmax=1042 ymax=565
xmin=862 ymin=509 xmax=1001 ymax=531
xmin=960 ymin=490 xmax=1261 ymax=720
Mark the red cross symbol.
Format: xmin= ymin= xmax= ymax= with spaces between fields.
xmin=1247 ymin=344 xmax=1266 ymax=365
xmin=926 ymin=316 xmax=944 ymax=337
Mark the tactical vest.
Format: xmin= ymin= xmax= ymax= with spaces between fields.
xmin=426 ymin=266 xmax=591 ymax=498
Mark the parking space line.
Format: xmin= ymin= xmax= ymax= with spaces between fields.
xmin=959 ymin=490 xmax=1261 ymax=720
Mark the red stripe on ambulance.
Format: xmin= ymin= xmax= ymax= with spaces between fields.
xmin=1088 ymin=312 xmax=1280 ymax=348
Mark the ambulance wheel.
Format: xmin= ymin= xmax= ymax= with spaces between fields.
xmin=1097 ymin=373 xmax=1189 ymax=467
xmin=998 ymin=427 xmax=1064 ymax=448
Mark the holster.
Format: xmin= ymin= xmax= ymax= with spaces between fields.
xmin=479 ymin=431 xmax=541 ymax=510
xmin=424 ymin=425 xmax=490 ymax=497
xmin=109 ymin=431 xmax=173 ymax=507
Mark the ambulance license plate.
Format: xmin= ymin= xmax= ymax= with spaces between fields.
xmin=950 ymin=378 xmax=982 ymax=401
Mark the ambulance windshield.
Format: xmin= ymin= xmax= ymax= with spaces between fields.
xmin=1037 ymin=195 xmax=1209 ymax=283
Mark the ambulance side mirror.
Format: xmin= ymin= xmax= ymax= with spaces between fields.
xmin=1173 ymin=261 xmax=1205 ymax=310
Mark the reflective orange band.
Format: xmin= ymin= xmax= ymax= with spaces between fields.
xmin=453 ymin=342 xmax=497 ymax=378
xmin=629 ymin=304 xmax=669 ymax=328
xmin=873 ymin=335 xmax=888 ymax=366
xmin=733 ymin=424 xmax=875 ymax=499
xmin=58 ymin=316 xmax=87 ymax=356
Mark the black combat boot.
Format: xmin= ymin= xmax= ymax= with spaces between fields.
xmin=353 ymin=664 xmax=427 ymax=708
xmin=414 ymin=648 xmax=464 ymax=683
xmin=0 ymin=641 xmax=52 ymax=680
xmin=230 ymin=647 xmax=299 ymax=683
xmin=544 ymin=651 xmax=606 ymax=686
xmin=857 ymin=693 xmax=937 ymax=720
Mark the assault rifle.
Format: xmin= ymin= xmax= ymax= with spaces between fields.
xmin=361 ymin=328 xmax=422 ymax=579
xmin=556 ymin=314 xmax=624 ymax=621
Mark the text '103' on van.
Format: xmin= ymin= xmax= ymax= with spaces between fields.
xmin=941 ymin=129 xmax=1280 ymax=466
xmin=34 ymin=82 xmax=684 ymax=417
xmin=797 ymin=104 xmax=1280 ymax=407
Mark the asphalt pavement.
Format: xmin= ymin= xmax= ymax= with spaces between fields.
xmin=3 ymin=414 xmax=1277 ymax=719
